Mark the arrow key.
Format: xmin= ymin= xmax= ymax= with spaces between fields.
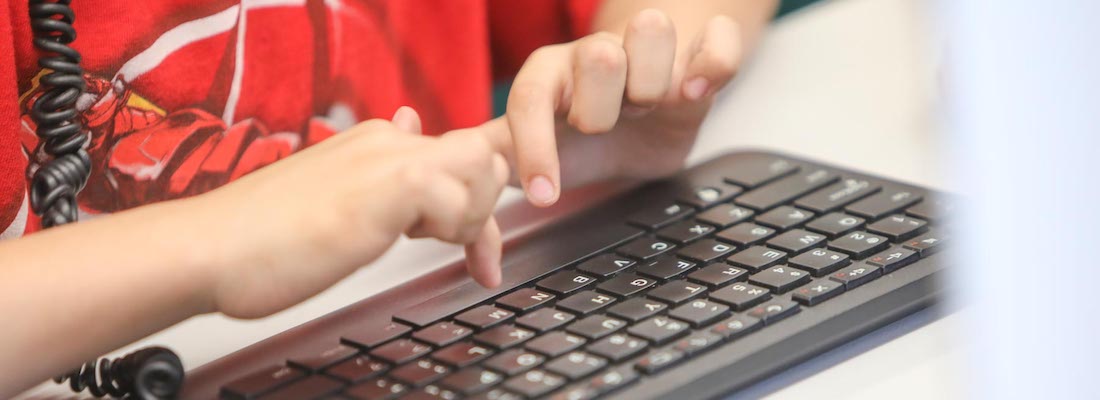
xmin=829 ymin=262 xmax=883 ymax=290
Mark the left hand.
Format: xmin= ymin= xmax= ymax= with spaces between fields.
xmin=484 ymin=9 xmax=743 ymax=206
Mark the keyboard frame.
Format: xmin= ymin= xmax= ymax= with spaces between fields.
xmin=182 ymin=150 xmax=948 ymax=399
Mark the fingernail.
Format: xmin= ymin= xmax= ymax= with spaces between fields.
xmin=526 ymin=175 xmax=557 ymax=206
xmin=684 ymin=77 xmax=709 ymax=100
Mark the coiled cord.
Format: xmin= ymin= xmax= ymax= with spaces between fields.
xmin=52 ymin=347 xmax=185 ymax=399
xmin=27 ymin=0 xmax=90 ymax=228
xmin=27 ymin=1 xmax=185 ymax=398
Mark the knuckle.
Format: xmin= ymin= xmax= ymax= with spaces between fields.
xmin=507 ymin=81 xmax=548 ymax=111
xmin=577 ymin=38 xmax=626 ymax=72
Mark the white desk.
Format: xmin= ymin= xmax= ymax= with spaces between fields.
xmin=20 ymin=0 xmax=963 ymax=398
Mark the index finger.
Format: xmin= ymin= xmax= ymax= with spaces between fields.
xmin=505 ymin=46 xmax=570 ymax=207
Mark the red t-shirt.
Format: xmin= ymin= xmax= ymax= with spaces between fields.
xmin=0 ymin=0 xmax=600 ymax=237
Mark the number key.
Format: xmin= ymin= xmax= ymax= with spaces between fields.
xmin=788 ymin=248 xmax=851 ymax=277
xmin=867 ymin=214 xmax=928 ymax=242
xmin=748 ymin=265 xmax=811 ymax=294
xmin=829 ymin=231 xmax=889 ymax=259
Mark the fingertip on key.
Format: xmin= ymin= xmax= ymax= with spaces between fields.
xmin=526 ymin=175 xmax=559 ymax=207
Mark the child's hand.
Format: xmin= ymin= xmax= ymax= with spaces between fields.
xmin=199 ymin=108 xmax=508 ymax=318
xmin=497 ymin=9 xmax=741 ymax=206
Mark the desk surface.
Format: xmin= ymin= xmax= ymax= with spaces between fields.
xmin=20 ymin=0 xmax=962 ymax=398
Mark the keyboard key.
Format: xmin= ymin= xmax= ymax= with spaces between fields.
xmin=393 ymin=224 xmax=642 ymax=328
xmin=709 ymin=282 xmax=771 ymax=311
xmin=495 ymin=288 xmax=555 ymax=313
xmin=405 ymin=385 xmax=459 ymax=400
xmin=755 ymin=206 xmax=814 ymax=230
xmin=903 ymin=231 xmax=946 ymax=256
xmin=469 ymin=389 xmax=522 ymax=400
xmin=575 ymin=254 xmax=635 ymax=277
xmin=607 ymin=298 xmax=668 ymax=323
xmin=669 ymin=299 xmax=731 ymax=327
xmin=746 ymin=298 xmax=801 ymax=324
xmin=515 ymin=308 xmax=575 ymax=333
xmin=616 ymin=237 xmax=676 ymax=260
xmin=867 ymin=214 xmax=928 ymax=242
xmin=676 ymin=184 xmax=743 ymax=208
xmin=636 ymin=348 xmax=685 ymax=374
xmin=697 ymin=204 xmax=756 ymax=228
xmin=723 ymin=156 xmax=800 ymax=188
xmin=545 ymin=351 xmax=607 ymax=380
xmin=656 ymin=220 xmax=716 ymax=244
xmin=596 ymin=273 xmax=656 ymax=297
xmin=905 ymin=198 xmax=952 ymax=222
xmin=438 ymin=368 xmax=501 ymax=395
xmin=586 ymin=333 xmax=649 ymax=361
xmin=390 ymin=359 xmax=450 ymax=387
xmin=788 ymin=248 xmax=851 ymax=277
xmin=671 ymin=331 xmax=725 ymax=356
xmin=341 ymin=321 xmax=411 ymax=350
xmin=829 ymin=231 xmax=890 ymax=259
xmin=805 ymin=212 xmax=866 ymax=238
xmin=711 ymin=315 xmax=762 ymax=339
xmin=687 ymin=263 xmax=749 ymax=287
xmin=370 ymin=339 xmax=432 ymax=365
xmin=678 ymin=239 xmax=737 ymax=263
xmin=288 ymin=344 xmax=359 ymax=372
xmin=432 ymin=342 xmax=493 ymax=368
xmin=627 ymin=316 xmax=690 ymax=344
xmin=551 ymin=366 xmax=638 ymax=400
xmin=749 ymin=265 xmax=812 ymax=294
xmin=556 ymin=290 xmax=617 ymax=315
xmin=795 ymin=178 xmax=880 ymax=213
xmin=473 ymin=325 xmax=535 ymax=349
xmin=325 ymin=355 xmax=388 ymax=383
xmin=636 ymin=256 xmax=697 ymax=280
xmin=846 ymin=188 xmax=923 ymax=219
xmin=535 ymin=271 xmax=596 ymax=295
xmin=866 ymin=246 xmax=919 ymax=272
xmin=726 ymin=246 xmax=787 ymax=272
xmin=503 ymin=369 xmax=567 ymax=398
xmin=628 ymin=202 xmax=693 ymax=229
xmin=259 ymin=375 xmax=343 ymax=399
xmin=766 ymin=229 xmax=827 ymax=254
xmin=454 ymin=305 xmax=515 ymax=330
xmin=647 ymin=280 xmax=708 ymax=305
xmin=715 ymin=222 xmax=775 ymax=246
xmin=525 ymin=331 xmax=587 ymax=357
xmin=829 ymin=263 xmax=883 ymax=289
xmin=345 ymin=377 xmax=407 ymax=400
xmin=792 ymin=279 xmax=846 ymax=306
xmin=735 ymin=168 xmax=839 ymax=211
xmin=567 ymin=315 xmax=627 ymax=340
xmin=413 ymin=322 xmax=473 ymax=348
xmin=222 ymin=365 xmax=305 ymax=399
xmin=484 ymin=349 xmax=545 ymax=376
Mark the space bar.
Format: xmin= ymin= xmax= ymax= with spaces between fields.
xmin=393 ymin=223 xmax=643 ymax=327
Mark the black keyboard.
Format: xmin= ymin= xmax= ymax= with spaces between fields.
xmin=188 ymin=151 xmax=951 ymax=400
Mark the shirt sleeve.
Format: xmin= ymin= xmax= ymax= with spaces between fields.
xmin=0 ymin=0 xmax=30 ymax=235
xmin=487 ymin=0 xmax=604 ymax=81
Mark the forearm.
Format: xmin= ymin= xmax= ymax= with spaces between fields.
xmin=0 ymin=198 xmax=218 ymax=395
xmin=594 ymin=0 xmax=779 ymax=54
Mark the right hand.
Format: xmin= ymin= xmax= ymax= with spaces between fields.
xmin=196 ymin=108 xmax=509 ymax=318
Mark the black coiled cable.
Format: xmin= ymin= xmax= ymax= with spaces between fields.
xmin=52 ymin=347 xmax=185 ymax=399
xmin=26 ymin=1 xmax=185 ymax=398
